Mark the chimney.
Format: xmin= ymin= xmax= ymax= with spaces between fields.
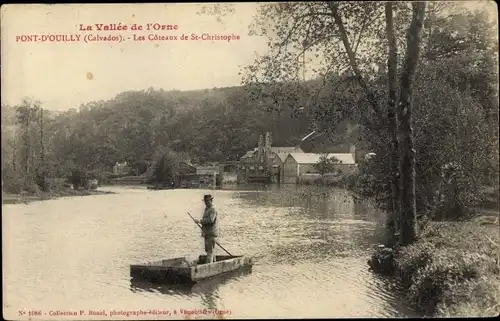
xmin=264 ymin=132 xmax=272 ymax=170
xmin=265 ymin=132 xmax=272 ymax=150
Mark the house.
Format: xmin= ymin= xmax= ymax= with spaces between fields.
xmin=179 ymin=162 xmax=218 ymax=188
xmin=113 ymin=161 xmax=131 ymax=175
xmin=179 ymin=162 xmax=197 ymax=175
xmin=196 ymin=165 xmax=219 ymax=175
xmin=222 ymin=161 xmax=239 ymax=173
xmin=240 ymin=148 xmax=259 ymax=161
xmin=310 ymin=143 xmax=359 ymax=161
xmin=240 ymin=146 xmax=304 ymax=164
xmin=271 ymin=152 xmax=292 ymax=183
xmin=221 ymin=161 xmax=239 ymax=184
xmin=270 ymin=146 xmax=304 ymax=154
xmin=282 ymin=152 xmax=357 ymax=183
xmin=238 ymin=132 xmax=304 ymax=183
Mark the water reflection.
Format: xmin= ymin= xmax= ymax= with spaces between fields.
xmin=234 ymin=185 xmax=386 ymax=261
xmin=130 ymin=268 xmax=253 ymax=311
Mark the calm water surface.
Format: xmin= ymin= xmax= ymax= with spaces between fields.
xmin=3 ymin=186 xmax=417 ymax=319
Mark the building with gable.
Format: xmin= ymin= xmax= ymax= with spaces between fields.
xmin=238 ymin=132 xmax=304 ymax=183
xmin=282 ymin=152 xmax=357 ymax=184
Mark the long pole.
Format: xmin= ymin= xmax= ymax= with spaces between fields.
xmin=187 ymin=212 xmax=233 ymax=256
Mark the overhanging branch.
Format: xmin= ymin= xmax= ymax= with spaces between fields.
xmin=327 ymin=2 xmax=385 ymax=124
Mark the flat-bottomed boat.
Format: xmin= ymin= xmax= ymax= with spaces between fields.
xmin=130 ymin=255 xmax=253 ymax=284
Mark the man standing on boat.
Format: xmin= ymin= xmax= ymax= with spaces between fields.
xmin=194 ymin=194 xmax=219 ymax=263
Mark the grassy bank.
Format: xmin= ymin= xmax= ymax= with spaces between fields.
xmin=2 ymin=187 xmax=115 ymax=205
xmin=394 ymin=218 xmax=499 ymax=317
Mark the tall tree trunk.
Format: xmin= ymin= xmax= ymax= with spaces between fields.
xmin=12 ymin=137 xmax=17 ymax=171
xmin=40 ymin=108 xmax=44 ymax=168
xmin=40 ymin=107 xmax=46 ymax=190
xmin=385 ymin=2 xmax=401 ymax=244
xmin=23 ymin=112 xmax=31 ymax=189
xmin=398 ymin=2 xmax=426 ymax=246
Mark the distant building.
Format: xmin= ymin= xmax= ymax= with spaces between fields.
xmin=113 ymin=161 xmax=131 ymax=175
xmin=179 ymin=162 xmax=197 ymax=175
xmin=221 ymin=161 xmax=239 ymax=184
xmin=310 ymin=143 xmax=359 ymax=161
xmin=196 ymin=165 xmax=219 ymax=175
xmin=240 ymin=146 xmax=304 ymax=163
xmin=238 ymin=132 xmax=304 ymax=183
xmin=221 ymin=161 xmax=239 ymax=173
xmin=177 ymin=162 xmax=200 ymax=188
xmin=282 ymin=152 xmax=357 ymax=184
xmin=270 ymin=146 xmax=304 ymax=154
xmin=271 ymin=152 xmax=290 ymax=183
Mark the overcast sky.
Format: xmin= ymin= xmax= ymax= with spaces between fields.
xmin=1 ymin=2 xmax=497 ymax=111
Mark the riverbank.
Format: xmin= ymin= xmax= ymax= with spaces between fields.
xmin=2 ymin=188 xmax=115 ymax=205
xmin=346 ymin=178 xmax=500 ymax=317
xmin=393 ymin=217 xmax=500 ymax=317
xmin=367 ymin=211 xmax=500 ymax=317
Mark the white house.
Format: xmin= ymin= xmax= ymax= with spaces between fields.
xmin=282 ymin=153 xmax=357 ymax=183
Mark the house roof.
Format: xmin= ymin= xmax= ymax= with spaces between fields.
xmin=180 ymin=162 xmax=197 ymax=169
xmin=287 ymin=153 xmax=356 ymax=165
xmin=240 ymin=150 xmax=256 ymax=159
xmin=196 ymin=166 xmax=218 ymax=170
xmin=270 ymin=146 xmax=303 ymax=153
xmin=240 ymin=146 xmax=303 ymax=160
xmin=275 ymin=153 xmax=289 ymax=162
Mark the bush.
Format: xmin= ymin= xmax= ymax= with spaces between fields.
xmin=437 ymin=277 xmax=500 ymax=317
xmin=336 ymin=171 xmax=359 ymax=190
xmin=150 ymin=151 xmax=180 ymax=184
xmin=2 ymin=167 xmax=24 ymax=194
xmin=68 ymin=168 xmax=91 ymax=190
xmin=87 ymin=170 xmax=112 ymax=184
xmin=395 ymin=222 xmax=500 ymax=317
xmin=33 ymin=164 xmax=56 ymax=192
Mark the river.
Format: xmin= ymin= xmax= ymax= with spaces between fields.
xmin=2 ymin=185 xmax=417 ymax=319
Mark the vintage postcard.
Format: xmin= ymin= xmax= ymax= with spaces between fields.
xmin=2 ymin=2 xmax=499 ymax=320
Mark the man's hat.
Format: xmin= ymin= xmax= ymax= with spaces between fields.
xmin=203 ymin=194 xmax=213 ymax=201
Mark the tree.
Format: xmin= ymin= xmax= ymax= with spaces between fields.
xmin=15 ymin=100 xmax=42 ymax=191
xmin=313 ymin=154 xmax=341 ymax=176
xmin=385 ymin=2 xmax=401 ymax=238
xmin=240 ymin=1 xmax=428 ymax=246
xmin=397 ymin=2 xmax=426 ymax=246
xmin=150 ymin=150 xmax=182 ymax=186
xmin=359 ymin=5 xmax=498 ymax=225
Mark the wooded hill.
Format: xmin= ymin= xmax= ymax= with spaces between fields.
xmin=1 ymin=77 xmax=360 ymax=185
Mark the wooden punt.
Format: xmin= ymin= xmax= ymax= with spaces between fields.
xmin=130 ymin=255 xmax=254 ymax=284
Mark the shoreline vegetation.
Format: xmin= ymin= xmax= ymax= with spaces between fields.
xmin=395 ymin=220 xmax=499 ymax=317
xmin=361 ymin=181 xmax=499 ymax=316
xmin=2 ymin=187 xmax=115 ymax=205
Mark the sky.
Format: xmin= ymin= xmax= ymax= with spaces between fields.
xmin=1 ymin=2 xmax=497 ymax=111
xmin=1 ymin=3 xmax=269 ymax=111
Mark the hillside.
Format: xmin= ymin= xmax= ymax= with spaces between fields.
xmin=1 ymin=78 xmax=359 ymax=177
